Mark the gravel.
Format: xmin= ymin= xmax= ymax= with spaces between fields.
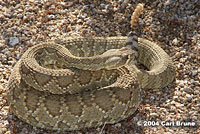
xmin=0 ymin=0 xmax=199 ymax=134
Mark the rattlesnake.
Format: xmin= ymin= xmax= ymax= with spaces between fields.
xmin=7 ymin=34 xmax=175 ymax=131
xmin=7 ymin=4 xmax=175 ymax=131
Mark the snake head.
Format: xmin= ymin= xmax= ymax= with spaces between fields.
xmin=103 ymin=47 xmax=137 ymax=70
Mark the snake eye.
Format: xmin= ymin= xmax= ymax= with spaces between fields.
xmin=123 ymin=54 xmax=129 ymax=60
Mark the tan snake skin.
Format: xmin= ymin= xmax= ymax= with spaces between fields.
xmin=7 ymin=35 xmax=175 ymax=131
xmin=7 ymin=4 xmax=175 ymax=131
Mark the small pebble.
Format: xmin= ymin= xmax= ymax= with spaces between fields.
xmin=172 ymin=38 xmax=179 ymax=45
xmin=8 ymin=37 xmax=19 ymax=46
xmin=183 ymin=88 xmax=192 ymax=93
xmin=186 ymin=94 xmax=193 ymax=101
xmin=114 ymin=123 xmax=121 ymax=127
xmin=150 ymin=113 xmax=158 ymax=117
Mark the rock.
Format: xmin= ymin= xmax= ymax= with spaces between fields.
xmin=8 ymin=37 xmax=19 ymax=46
xmin=183 ymin=88 xmax=192 ymax=93
xmin=114 ymin=123 xmax=121 ymax=127
xmin=0 ymin=43 xmax=4 ymax=48
xmin=186 ymin=93 xmax=193 ymax=100
xmin=150 ymin=113 xmax=158 ymax=117
xmin=172 ymin=38 xmax=179 ymax=45
xmin=192 ymin=70 xmax=198 ymax=76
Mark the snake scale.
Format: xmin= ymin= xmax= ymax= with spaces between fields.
xmin=7 ymin=33 xmax=175 ymax=131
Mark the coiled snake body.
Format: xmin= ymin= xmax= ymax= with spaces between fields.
xmin=7 ymin=34 xmax=175 ymax=131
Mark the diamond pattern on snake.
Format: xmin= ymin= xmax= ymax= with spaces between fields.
xmin=7 ymin=3 xmax=175 ymax=131
xmin=7 ymin=32 xmax=175 ymax=131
